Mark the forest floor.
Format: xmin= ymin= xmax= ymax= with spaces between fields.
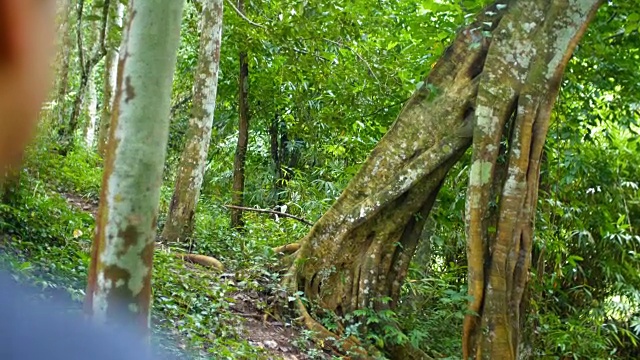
xmin=61 ymin=192 xmax=327 ymax=360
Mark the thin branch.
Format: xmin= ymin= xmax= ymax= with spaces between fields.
xmin=289 ymin=47 xmax=329 ymax=62
xmin=226 ymin=0 xmax=266 ymax=29
xmin=224 ymin=205 xmax=314 ymax=226
xmin=603 ymin=29 xmax=625 ymax=42
xmin=323 ymin=38 xmax=379 ymax=82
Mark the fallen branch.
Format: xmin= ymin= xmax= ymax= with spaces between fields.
xmin=176 ymin=253 xmax=224 ymax=271
xmin=224 ymin=205 xmax=314 ymax=226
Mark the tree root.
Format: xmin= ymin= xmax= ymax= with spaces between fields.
xmin=386 ymin=342 xmax=435 ymax=360
xmin=294 ymin=297 xmax=371 ymax=359
xmin=272 ymin=243 xmax=300 ymax=254
xmin=176 ymin=253 xmax=224 ymax=271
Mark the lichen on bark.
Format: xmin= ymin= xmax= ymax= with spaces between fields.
xmin=161 ymin=0 xmax=224 ymax=244
xmin=283 ymin=4 xmax=507 ymax=358
xmin=283 ymin=1 xmax=603 ymax=358
xmin=84 ymin=0 xmax=186 ymax=337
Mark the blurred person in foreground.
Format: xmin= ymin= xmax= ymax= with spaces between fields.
xmin=0 ymin=1 xmax=158 ymax=358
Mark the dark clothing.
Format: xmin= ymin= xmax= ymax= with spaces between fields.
xmin=0 ymin=274 xmax=155 ymax=360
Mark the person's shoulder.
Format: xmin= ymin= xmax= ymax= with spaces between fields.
xmin=0 ymin=272 xmax=157 ymax=360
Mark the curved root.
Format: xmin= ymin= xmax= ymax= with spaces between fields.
xmin=294 ymin=297 xmax=370 ymax=358
xmin=272 ymin=243 xmax=300 ymax=254
xmin=386 ymin=341 xmax=436 ymax=360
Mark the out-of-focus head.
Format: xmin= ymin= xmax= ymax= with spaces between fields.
xmin=0 ymin=0 xmax=57 ymax=173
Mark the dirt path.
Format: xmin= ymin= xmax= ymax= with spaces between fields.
xmin=61 ymin=193 xmax=327 ymax=360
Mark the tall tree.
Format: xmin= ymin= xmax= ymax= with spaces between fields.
xmin=268 ymin=114 xmax=284 ymax=205
xmin=97 ymin=1 xmax=126 ymax=157
xmin=160 ymin=0 xmax=224 ymax=244
xmin=54 ymin=0 xmax=74 ymax=126
xmin=84 ymin=0 xmax=185 ymax=336
xmin=82 ymin=69 xmax=98 ymax=148
xmin=230 ymin=0 xmax=251 ymax=229
xmin=284 ymin=0 xmax=603 ymax=358
xmin=59 ymin=0 xmax=110 ymax=149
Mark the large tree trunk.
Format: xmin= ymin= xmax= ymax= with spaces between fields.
xmin=285 ymin=0 xmax=602 ymax=358
xmin=462 ymin=1 xmax=601 ymax=358
xmin=230 ymin=0 xmax=251 ymax=229
xmin=160 ymin=0 xmax=224 ymax=244
xmin=97 ymin=1 xmax=126 ymax=157
xmin=84 ymin=0 xmax=185 ymax=337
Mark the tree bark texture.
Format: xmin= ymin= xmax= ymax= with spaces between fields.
xmin=97 ymin=1 xmax=126 ymax=157
xmin=83 ymin=69 xmax=98 ymax=148
xmin=230 ymin=0 xmax=250 ymax=229
xmin=285 ymin=0 xmax=601 ymax=358
xmin=84 ymin=0 xmax=185 ymax=336
xmin=462 ymin=1 xmax=602 ymax=359
xmin=160 ymin=0 xmax=224 ymax=244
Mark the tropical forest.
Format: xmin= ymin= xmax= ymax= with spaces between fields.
xmin=0 ymin=0 xmax=639 ymax=359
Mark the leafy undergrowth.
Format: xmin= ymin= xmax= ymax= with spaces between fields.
xmin=0 ymin=149 xmax=330 ymax=360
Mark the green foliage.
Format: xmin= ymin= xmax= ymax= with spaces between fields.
xmin=152 ymin=252 xmax=269 ymax=359
xmin=0 ymin=177 xmax=94 ymax=249
xmin=4 ymin=0 xmax=640 ymax=358
xmin=22 ymin=136 xmax=103 ymax=197
xmin=0 ymin=148 xmax=281 ymax=359
xmin=397 ymin=264 xmax=472 ymax=357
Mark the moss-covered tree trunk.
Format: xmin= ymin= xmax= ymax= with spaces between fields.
xmin=462 ymin=1 xmax=601 ymax=358
xmin=84 ymin=0 xmax=185 ymax=336
xmin=230 ymin=0 xmax=250 ymax=229
xmin=286 ymin=1 xmax=601 ymax=358
xmin=160 ymin=0 xmax=224 ymax=244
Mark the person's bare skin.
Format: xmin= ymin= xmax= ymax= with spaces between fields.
xmin=0 ymin=0 xmax=56 ymax=172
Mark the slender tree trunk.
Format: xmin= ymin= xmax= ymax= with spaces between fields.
xmin=97 ymin=2 xmax=126 ymax=157
xmin=55 ymin=0 xmax=74 ymax=126
xmin=83 ymin=71 xmax=98 ymax=148
xmin=160 ymin=0 xmax=224 ymax=244
xmin=84 ymin=0 xmax=185 ymax=337
xmin=66 ymin=76 xmax=88 ymax=144
xmin=230 ymin=0 xmax=250 ymax=229
xmin=269 ymin=114 xmax=285 ymax=205
xmin=60 ymin=0 xmax=110 ymax=149
xmin=284 ymin=1 xmax=602 ymax=358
